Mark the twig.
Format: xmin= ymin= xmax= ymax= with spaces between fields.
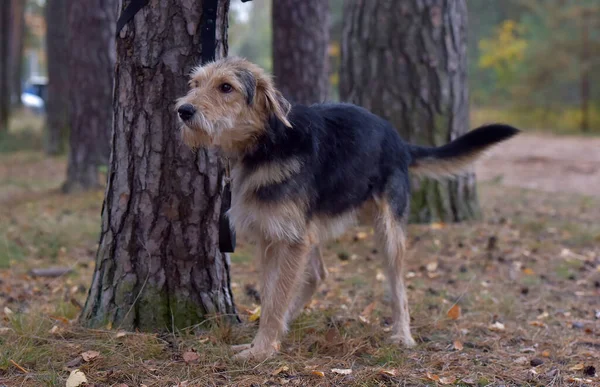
xmin=10 ymin=359 xmax=28 ymax=373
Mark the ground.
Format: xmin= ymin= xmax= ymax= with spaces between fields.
xmin=0 ymin=121 xmax=599 ymax=386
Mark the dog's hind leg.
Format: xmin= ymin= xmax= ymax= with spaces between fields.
xmin=285 ymin=245 xmax=327 ymax=322
xmin=233 ymin=237 xmax=311 ymax=361
xmin=375 ymin=187 xmax=416 ymax=348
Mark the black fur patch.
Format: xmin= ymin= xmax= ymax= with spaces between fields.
xmin=236 ymin=69 xmax=256 ymax=105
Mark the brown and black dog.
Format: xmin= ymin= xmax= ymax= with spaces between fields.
xmin=175 ymin=56 xmax=519 ymax=361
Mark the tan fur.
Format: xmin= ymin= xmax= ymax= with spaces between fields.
xmin=409 ymin=151 xmax=482 ymax=179
xmin=176 ymin=57 xmax=291 ymax=155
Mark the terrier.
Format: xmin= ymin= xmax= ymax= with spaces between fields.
xmin=175 ymin=56 xmax=519 ymax=361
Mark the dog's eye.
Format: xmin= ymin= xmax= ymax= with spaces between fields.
xmin=220 ymin=83 xmax=233 ymax=93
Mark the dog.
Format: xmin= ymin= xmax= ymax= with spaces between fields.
xmin=175 ymin=56 xmax=519 ymax=361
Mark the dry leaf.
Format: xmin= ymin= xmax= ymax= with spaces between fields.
xmin=522 ymin=268 xmax=535 ymax=275
xmin=311 ymin=370 xmax=325 ymax=377
xmin=426 ymin=372 xmax=440 ymax=382
xmin=426 ymin=262 xmax=438 ymax=272
xmin=81 ymin=350 xmax=100 ymax=362
xmin=3 ymin=307 xmax=13 ymax=316
xmin=440 ymin=376 xmax=456 ymax=385
xmin=529 ymin=320 xmax=546 ymax=328
xmin=248 ymin=306 xmax=261 ymax=322
xmin=430 ymin=222 xmax=445 ymax=230
xmin=271 ymin=365 xmax=289 ymax=376
xmin=182 ymin=351 xmax=200 ymax=363
xmin=541 ymin=350 xmax=551 ymax=357
xmin=354 ymin=231 xmax=368 ymax=241
xmin=49 ymin=325 xmax=60 ymax=335
xmin=447 ymin=304 xmax=461 ymax=320
xmin=331 ymin=368 xmax=352 ymax=375
xmin=49 ymin=315 xmax=70 ymax=324
xmin=361 ymin=301 xmax=376 ymax=318
xmin=380 ymin=369 xmax=397 ymax=376
xmin=65 ymin=369 xmax=88 ymax=387
xmin=489 ymin=321 xmax=505 ymax=331
xmin=453 ymin=340 xmax=464 ymax=351
xmin=569 ymin=363 xmax=585 ymax=371
xmin=115 ymin=331 xmax=127 ymax=338
xmin=375 ymin=271 xmax=386 ymax=281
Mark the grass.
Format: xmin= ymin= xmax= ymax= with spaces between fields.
xmin=1 ymin=145 xmax=599 ymax=385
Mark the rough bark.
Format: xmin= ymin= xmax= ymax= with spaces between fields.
xmin=80 ymin=0 xmax=237 ymax=331
xmin=63 ymin=0 xmax=116 ymax=193
xmin=45 ymin=0 xmax=70 ymax=154
xmin=0 ymin=1 xmax=11 ymax=131
xmin=272 ymin=0 xmax=330 ymax=104
xmin=340 ymin=0 xmax=480 ymax=223
xmin=10 ymin=0 xmax=25 ymax=108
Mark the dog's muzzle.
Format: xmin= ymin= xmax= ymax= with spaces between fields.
xmin=178 ymin=104 xmax=196 ymax=121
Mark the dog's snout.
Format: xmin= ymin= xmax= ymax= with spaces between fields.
xmin=178 ymin=104 xmax=196 ymax=121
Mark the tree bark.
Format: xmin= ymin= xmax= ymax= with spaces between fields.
xmin=340 ymin=0 xmax=480 ymax=223
xmin=10 ymin=0 xmax=25 ymax=108
xmin=0 ymin=1 xmax=11 ymax=131
xmin=45 ymin=0 xmax=70 ymax=154
xmin=80 ymin=0 xmax=238 ymax=331
xmin=272 ymin=0 xmax=330 ymax=104
xmin=62 ymin=0 xmax=116 ymax=193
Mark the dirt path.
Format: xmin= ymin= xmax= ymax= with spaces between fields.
xmin=476 ymin=132 xmax=600 ymax=197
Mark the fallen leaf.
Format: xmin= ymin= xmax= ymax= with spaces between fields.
xmin=528 ymin=320 xmax=546 ymax=328
xmin=426 ymin=262 xmax=438 ymax=272
xmin=271 ymin=365 xmax=289 ymax=376
xmin=115 ymin=331 xmax=127 ymax=338
xmin=375 ymin=271 xmax=386 ymax=281
xmin=49 ymin=315 xmax=70 ymax=324
xmin=569 ymin=363 xmax=585 ymax=371
xmin=331 ymin=368 xmax=352 ymax=375
xmin=65 ymin=369 xmax=88 ymax=387
xmin=182 ymin=351 xmax=200 ymax=363
xmin=248 ymin=306 xmax=261 ymax=322
xmin=426 ymin=372 xmax=440 ymax=382
xmin=440 ymin=376 xmax=456 ymax=385
xmin=4 ymin=307 xmax=13 ymax=316
xmin=447 ymin=304 xmax=461 ymax=320
xmin=49 ymin=325 xmax=61 ymax=335
xmin=489 ymin=321 xmax=505 ymax=332
xmin=81 ymin=350 xmax=100 ymax=362
xmin=380 ymin=369 xmax=397 ymax=376
xmin=541 ymin=350 xmax=551 ymax=357
xmin=311 ymin=370 xmax=325 ymax=377
xmin=361 ymin=301 xmax=376 ymax=318
xmin=522 ymin=268 xmax=535 ymax=275
xmin=430 ymin=222 xmax=445 ymax=230
xmin=453 ymin=340 xmax=463 ymax=351
xmin=354 ymin=231 xmax=368 ymax=241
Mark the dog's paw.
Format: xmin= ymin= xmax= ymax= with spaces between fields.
xmin=232 ymin=345 xmax=276 ymax=362
xmin=390 ymin=334 xmax=417 ymax=348
xmin=230 ymin=343 xmax=252 ymax=353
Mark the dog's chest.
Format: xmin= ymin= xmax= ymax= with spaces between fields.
xmin=227 ymin=163 xmax=307 ymax=242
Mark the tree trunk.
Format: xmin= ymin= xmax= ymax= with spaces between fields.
xmin=272 ymin=0 xmax=330 ymax=104
xmin=340 ymin=0 xmax=480 ymax=223
xmin=10 ymin=0 xmax=25 ymax=108
xmin=45 ymin=0 xmax=70 ymax=154
xmin=62 ymin=0 xmax=116 ymax=193
xmin=0 ymin=1 xmax=11 ymax=131
xmin=80 ymin=0 xmax=238 ymax=331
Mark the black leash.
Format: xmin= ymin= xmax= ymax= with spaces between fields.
xmin=116 ymin=0 xmax=149 ymax=36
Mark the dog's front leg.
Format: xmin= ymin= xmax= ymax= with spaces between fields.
xmin=233 ymin=237 xmax=310 ymax=361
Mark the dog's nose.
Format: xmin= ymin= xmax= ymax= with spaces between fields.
xmin=178 ymin=104 xmax=196 ymax=121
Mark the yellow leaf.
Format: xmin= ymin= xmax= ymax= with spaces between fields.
xmin=426 ymin=262 xmax=438 ymax=272
xmin=430 ymin=222 xmax=445 ymax=230
xmin=66 ymin=369 xmax=88 ymax=387
xmin=528 ymin=320 xmax=546 ymax=328
xmin=271 ymin=365 xmax=289 ymax=376
xmin=569 ymin=363 xmax=585 ymax=371
xmin=522 ymin=268 xmax=535 ymax=275
xmin=311 ymin=370 xmax=325 ymax=377
xmin=248 ymin=306 xmax=261 ymax=322
xmin=447 ymin=305 xmax=461 ymax=320
xmin=453 ymin=340 xmax=464 ymax=351
xmin=541 ymin=350 xmax=551 ymax=357
xmin=354 ymin=231 xmax=368 ymax=241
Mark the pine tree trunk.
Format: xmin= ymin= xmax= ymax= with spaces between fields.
xmin=0 ymin=1 xmax=11 ymax=131
xmin=80 ymin=0 xmax=238 ymax=331
xmin=62 ymin=0 xmax=116 ymax=193
xmin=10 ymin=0 xmax=25 ymax=108
xmin=272 ymin=0 xmax=330 ymax=104
xmin=340 ymin=0 xmax=480 ymax=223
xmin=45 ymin=0 xmax=70 ymax=154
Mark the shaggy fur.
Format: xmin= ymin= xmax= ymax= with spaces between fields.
xmin=175 ymin=56 xmax=519 ymax=361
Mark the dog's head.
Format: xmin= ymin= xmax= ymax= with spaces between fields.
xmin=175 ymin=57 xmax=291 ymax=153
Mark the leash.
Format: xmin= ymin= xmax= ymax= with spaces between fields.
xmin=116 ymin=0 xmax=243 ymax=253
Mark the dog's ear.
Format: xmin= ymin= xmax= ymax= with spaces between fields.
xmin=260 ymin=84 xmax=292 ymax=128
xmin=236 ymin=69 xmax=256 ymax=105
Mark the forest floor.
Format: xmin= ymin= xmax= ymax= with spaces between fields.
xmin=0 ymin=123 xmax=599 ymax=386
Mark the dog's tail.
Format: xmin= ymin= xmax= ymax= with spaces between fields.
xmin=408 ymin=124 xmax=519 ymax=179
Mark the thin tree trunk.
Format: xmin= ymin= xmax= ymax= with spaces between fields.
xmin=272 ymin=0 xmax=330 ymax=104
xmin=0 ymin=1 xmax=11 ymax=131
xmin=45 ymin=0 xmax=70 ymax=154
xmin=62 ymin=0 xmax=116 ymax=193
xmin=341 ymin=0 xmax=480 ymax=223
xmin=10 ymin=0 xmax=25 ymax=108
xmin=80 ymin=0 xmax=237 ymax=331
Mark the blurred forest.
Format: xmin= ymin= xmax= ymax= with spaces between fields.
xmin=228 ymin=0 xmax=600 ymax=133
